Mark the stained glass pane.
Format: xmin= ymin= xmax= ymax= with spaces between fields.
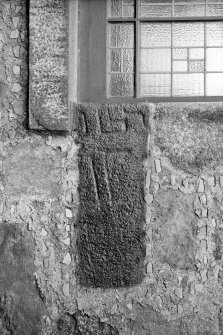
xmin=173 ymin=61 xmax=188 ymax=72
xmin=206 ymin=48 xmax=223 ymax=71
xmin=109 ymin=0 xmax=135 ymax=17
xmin=173 ymin=48 xmax=187 ymax=59
xmin=173 ymin=73 xmax=204 ymax=96
xmin=110 ymin=49 xmax=121 ymax=72
xmin=173 ymin=23 xmax=204 ymax=47
xmin=174 ymin=5 xmax=205 ymax=16
xmin=109 ymin=0 xmax=122 ymax=17
xmin=189 ymin=48 xmax=204 ymax=59
xmin=141 ymin=49 xmax=171 ymax=72
xmin=175 ymin=0 xmax=205 ymax=2
xmin=110 ymin=74 xmax=134 ymax=97
xmin=140 ymin=74 xmax=171 ymax=96
xmin=207 ymin=4 xmax=223 ymax=16
xmin=110 ymin=24 xmax=134 ymax=48
xmin=141 ymin=23 xmax=171 ymax=47
xmin=141 ymin=0 xmax=172 ymax=3
xmin=206 ymin=23 xmax=223 ymax=46
xmin=206 ymin=73 xmax=223 ymax=96
xmin=141 ymin=5 xmax=172 ymax=16
xmin=123 ymin=49 xmax=134 ymax=72
xmin=189 ymin=60 xmax=204 ymax=72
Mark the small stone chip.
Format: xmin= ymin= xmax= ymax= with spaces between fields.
xmin=177 ymin=304 xmax=183 ymax=314
xmin=201 ymin=208 xmax=208 ymax=218
xmin=43 ymin=258 xmax=49 ymax=268
xmin=12 ymin=101 xmax=24 ymax=115
xmin=197 ymin=178 xmax=205 ymax=193
xmin=200 ymin=269 xmax=207 ymax=282
xmin=13 ymin=17 xmax=20 ymax=28
xmin=220 ymin=176 xmax=223 ymax=188
xmin=145 ymin=193 xmax=153 ymax=205
xmin=65 ymin=208 xmax=72 ymax=218
xmin=13 ymin=65 xmax=20 ymax=75
xmin=155 ymin=159 xmax=162 ymax=174
xmin=62 ymin=253 xmax=71 ymax=265
xmin=175 ymin=287 xmax=183 ymax=299
xmin=62 ymin=238 xmax=70 ymax=246
xmin=146 ymin=244 xmax=152 ymax=257
xmin=40 ymin=228 xmax=47 ymax=237
xmin=208 ymin=176 xmax=215 ymax=187
xmin=12 ymin=83 xmax=22 ymax=92
xmin=15 ymin=5 xmax=22 ymax=13
xmin=146 ymin=262 xmax=153 ymax=275
xmin=170 ymin=174 xmax=176 ymax=186
xmin=10 ymin=29 xmax=19 ymax=39
xmin=13 ymin=45 xmax=20 ymax=58
xmin=62 ymin=283 xmax=70 ymax=297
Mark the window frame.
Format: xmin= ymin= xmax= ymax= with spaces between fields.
xmin=78 ymin=0 xmax=223 ymax=102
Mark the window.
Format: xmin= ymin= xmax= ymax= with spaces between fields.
xmin=79 ymin=0 xmax=223 ymax=101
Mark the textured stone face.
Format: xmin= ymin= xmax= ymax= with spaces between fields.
xmin=29 ymin=0 xmax=70 ymax=130
xmin=77 ymin=103 xmax=150 ymax=288
xmin=0 ymin=223 xmax=45 ymax=335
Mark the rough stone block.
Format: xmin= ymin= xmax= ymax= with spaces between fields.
xmin=0 ymin=223 xmax=45 ymax=334
xmin=76 ymin=103 xmax=150 ymax=288
xmin=155 ymin=102 xmax=223 ymax=172
xmin=29 ymin=0 xmax=70 ymax=131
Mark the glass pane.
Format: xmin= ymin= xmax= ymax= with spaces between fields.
xmin=207 ymin=4 xmax=223 ymax=16
xmin=173 ymin=73 xmax=204 ymax=96
xmin=123 ymin=49 xmax=134 ymax=72
xmin=141 ymin=0 xmax=172 ymax=3
xmin=206 ymin=73 xmax=223 ymax=96
xmin=141 ymin=23 xmax=171 ymax=47
xmin=110 ymin=24 xmax=134 ymax=48
xmin=109 ymin=74 xmax=134 ymax=97
xmin=174 ymin=5 xmax=205 ymax=16
xmin=109 ymin=0 xmax=122 ymax=17
xmin=141 ymin=49 xmax=171 ymax=72
xmin=173 ymin=48 xmax=187 ymax=59
xmin=123 ymin=5 xmax=135 ymax=17
xmin=189 ymin=48 xmax=204 ymax=59
xmin=173 ymin=60 xmax=188 ymax=72
xmin=189 ymin=60 xmax=204 ymax=72
xmin=206 ymin=48 xmax=223 ymax=71
xmin=175 ymin=0 xmax=205 ymax=2
xmin=206 ymin=23 xmax=223 ymax=46
xmin=110 ymin=49 xmax=121 ymax=72
xmin=141 ymin=5 xmax=172 ymax=16
xmin=173 ymin=23 xmax=204 ymax=47
xmin=140 ymin=74 xmax=171 ymax=96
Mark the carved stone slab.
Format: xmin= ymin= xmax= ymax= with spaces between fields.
xmin=29 ymin=0 xmax=70 ymax=131
xmin=77 ymin=103 xmax=150 ymax=288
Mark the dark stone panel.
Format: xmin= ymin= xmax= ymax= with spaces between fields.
xmin=29 ymin=0 xmax=70 ymax=131
xmin=0 ymin=223 xmax=45 ymax=335
xmin=76 ymin=103 xmax=150 ymax=288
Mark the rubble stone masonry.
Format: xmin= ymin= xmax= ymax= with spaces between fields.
xmin=1 ymin=1 xmax=223 ymax=334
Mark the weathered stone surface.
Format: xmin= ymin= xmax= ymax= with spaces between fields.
xmin=155 ymin=102 xmax=223 ymax=172
xmin=77 ymin=103 xmax=150 ymax=288
xmin=4 ymin=141 xmax=61 ymax=197
xmin=152 ymin=190 xmax=197 ymax=270
xmin=29 ymin=0 xmax=70 ymax=131
xmin=0 ymin=223 xmax=45 ymax=335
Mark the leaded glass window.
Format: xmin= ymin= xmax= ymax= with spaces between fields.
xmin=108 ymin=0 xmax=223 ymax=97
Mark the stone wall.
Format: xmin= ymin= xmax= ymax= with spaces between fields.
xmin=1 ymin=1 xmax=223 ymax=334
